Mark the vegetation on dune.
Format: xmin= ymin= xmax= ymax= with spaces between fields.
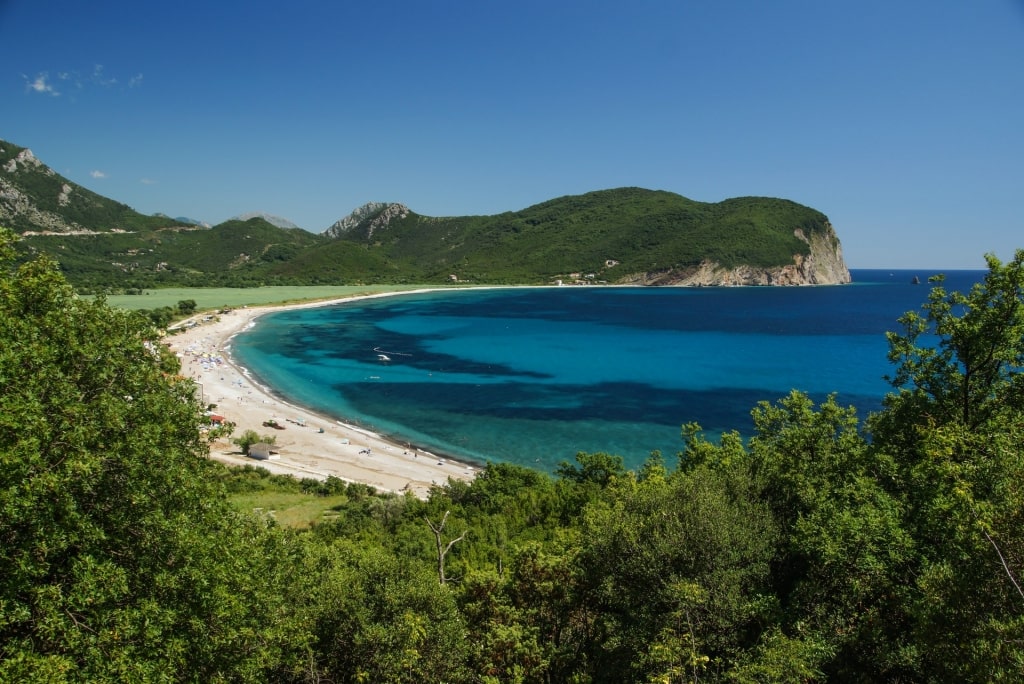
xmin=4 ymin=223 xmax=1023 ymax=681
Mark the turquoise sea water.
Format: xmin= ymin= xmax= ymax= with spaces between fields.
xmin=230 ymin=269 xmax=986 ymax=472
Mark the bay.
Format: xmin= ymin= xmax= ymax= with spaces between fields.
xmin=230 ymin=269 xmax=986 ymax=472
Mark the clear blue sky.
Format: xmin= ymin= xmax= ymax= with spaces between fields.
xmin=2 ymin=1 xmax=1022 ymax=269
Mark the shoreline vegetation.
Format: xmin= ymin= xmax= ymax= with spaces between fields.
xmin=165 ymin=286 xmax=517 ymax=497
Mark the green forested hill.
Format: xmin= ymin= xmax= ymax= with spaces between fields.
xmin=2 ymin=138 xmax=844 ymax=289
xmin=297 ymin=188 xmax=835 ymax=284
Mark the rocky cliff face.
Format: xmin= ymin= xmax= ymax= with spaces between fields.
xmin=323 ymin=202 xmax=410 ymax=239
xmin=624 ymin=222 xmax=851 ymax=286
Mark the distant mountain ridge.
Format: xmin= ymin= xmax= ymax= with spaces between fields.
xmin=232 ymin=212 xmax=300 ymax=230
xmin=1 ymin=137 xmax=850 ymax=289
xmin=155 ymin=213 xmax=211 ymax=228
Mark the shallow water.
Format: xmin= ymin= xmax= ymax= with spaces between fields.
xmin=231 ymin=269 xmax=984 ymax=471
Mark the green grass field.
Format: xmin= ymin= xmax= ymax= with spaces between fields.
xmin=229 ymin=490 xmax=349 ymax=528
xmin=97 ymin=285 xmax=438 ymax=311
xmin=217 ymin=464 xmax=369 ymax=529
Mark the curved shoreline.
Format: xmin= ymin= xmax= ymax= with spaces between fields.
xmin=166 ymin=288 xmax=484 ymax=498
xmin=224 ymin=326 xmax=483 ymax=467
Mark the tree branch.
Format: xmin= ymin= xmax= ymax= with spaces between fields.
xmin=425 ymin=510 xmax=466 ymax=585
xmin=983 ymin=527 xmax=1024 ymax=604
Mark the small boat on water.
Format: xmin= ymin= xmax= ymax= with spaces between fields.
xmin=377 ymin=354 xmax=391 ymax=362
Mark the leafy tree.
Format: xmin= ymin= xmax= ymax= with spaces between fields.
xmin=869 ymin=250 xmax=1024 ymax=680
xmin=748 ymin=392 xmax=915 ymax=679
xmin=291 ymin=539 xmax=471 ymax=683
xmin=727 ymin=627 xmax=833 ymax=684
xmin=233 ymin=428 xmax=277 ymax=455
xmin=459 ymin=570 xmax=552 ymax=683
xmin=882 ymin=250 xmax=1024 ymax=431
xmin=556 ymin=451 xmax=627 ymax=487
xmin=898 ymin=421 xmax=1024 ymax=680
xmin=578 ymin=461 xmax=778 ymax=682
xmin=140 ymin=305 xmax=175 ymax=329
xmin=0 ymin=228 xmax=295 ymax=681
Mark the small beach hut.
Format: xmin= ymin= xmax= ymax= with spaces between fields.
xmin=249 ymin=442 xmax=274 ymax=460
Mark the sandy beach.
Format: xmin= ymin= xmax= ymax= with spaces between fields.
xmin=165 ymin=291 xmax=476 ymax=498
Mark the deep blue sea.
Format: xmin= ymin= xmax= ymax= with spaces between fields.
xmin=230 ymin=269 xmax=986 ymax=472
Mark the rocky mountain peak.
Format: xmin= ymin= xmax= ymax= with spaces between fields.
xmin=323 ymin=202 xmax=410 ymax=239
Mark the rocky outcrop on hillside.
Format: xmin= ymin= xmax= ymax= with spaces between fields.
xmin=622 ymin=223 xmax=851 ymax=286
xmin=0 ymin=149 xmax=87 ymax=234
xmin=323 ymin=202 xmax=409 ymax=240
xmin=0 ymin=178 xmax=84 ymax=233
xmin=3 ymin=147 xmax=46 ymax=174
